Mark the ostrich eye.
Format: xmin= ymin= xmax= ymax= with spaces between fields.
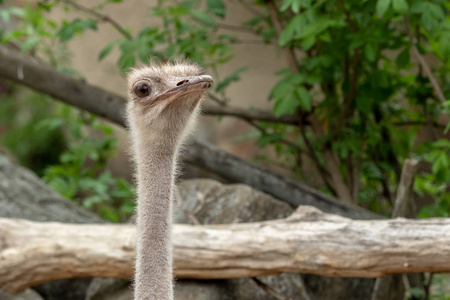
xmin=135 ymin=84 xmax=151 ymax=98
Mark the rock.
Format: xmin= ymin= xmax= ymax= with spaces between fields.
xmin=85 ymin=278 xmax=131 ymax=300
xmin=0 ymin=154 xmax=102 ymax=300
xmin=0 ymin=154 xmax=103 ymax=223
xmin=0 ymin=288 xmax=45 ymax=300
xmin=174 ymin=179 xmax=292 ymax=224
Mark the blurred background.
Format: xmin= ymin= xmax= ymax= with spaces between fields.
xmin=0 ymin=0 xmax=449 ymax=299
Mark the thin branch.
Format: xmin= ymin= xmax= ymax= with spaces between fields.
xmin=247 ymin=120 xmax=307 ymax=169
xmin=331 ymin=49 xmax=360 ymax=138
xmin=424 ymin=273 xmax=433 ymax=300
xmin=337 ymin=0 xmax=358 ymax=32
xmin=394 ymin=120 xmax=447 ymax=129
xmin=232 ymin=39 xmax=267 ymax=44
xmin=204 ymin=103 xmax=302 ymax=124
xmin=217 ymin=22 xmax=256 ymax=34
xmin=252 ymin=278 xmax=293 ymax=300
xmin=238 ymin=0 xmax=265 ymax=18
xmin=371 ymin=159 xmax=420 ymax=300
xmin=207 ymin=93 xmax=227 ymax=106
xmin=392 ymin=159 xmax=419 ymax=218
xmin=61 ymin=0 xmax=133 ymax=40
xmin=298 ymin=123 xmax=336 ymax=195
xmin=404 ymin=16 xmax=446 ymax=103
xmin=264 ymin=0 xmax=299 ymax=73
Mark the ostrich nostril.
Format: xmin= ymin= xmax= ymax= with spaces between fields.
xmin=176 ymin=79 xmax=189 ymax=86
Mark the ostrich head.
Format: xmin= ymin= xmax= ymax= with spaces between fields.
xmin=126 ymin=62 xmax=212 ymax=145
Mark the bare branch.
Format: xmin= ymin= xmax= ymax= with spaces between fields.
xmin=392 ymin=159 xmax=419 ymax=218
xmin=337 ymin=0 xmax=358 ymax=32
xmin=371 ymin=158 xmax=420 ymax=300
xmin=217 ymin=22 xmax=256 ymax=34
xmin=61 ymin=0 xmax=133 ymax=40
xmin=264 ymin=0 xmax=298 ymax=74
xmin=404 ymin=16 xmax=447 ymax=103
xmin=252 ymin=278 xmax=294 ymax=300
xmin=394 ymin=120 xmax=446 ymax=129
xmin=204 ymin=103 xmax=301 ymax=124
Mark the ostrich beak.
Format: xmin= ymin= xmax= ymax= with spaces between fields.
xmin=155 ymin=75 xmax=213 ymax=104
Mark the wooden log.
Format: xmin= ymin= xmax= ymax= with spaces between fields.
xmin=1 ymin=206 xmax=450 ymax=293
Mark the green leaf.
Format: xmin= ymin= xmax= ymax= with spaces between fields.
xmin=0 ymin=9 xmax=10 ymax=22
xmin=392 ymin=0 xmax=408 ymax=14
xmin=58 ymin=19 xmax=97 ymax=42
xmin=35 ymin=118 xmax=64 ymax=132
xmin=432 ymin=139 xmax=450 ymax=149
xmin=215 ymin=67 xmax=247 ymax=93
xmin=273 ymin=94 xmax=299 ymax=117
xmin=445 ymin=122 xmax=450 ymax=134
xmin=138 ymin=40 xmax=152 ymax=63
xmin=192 ymin=10 xmax=217 ymax=26
xmin=395 ymin=47 xmax=410 ymax=68
xmin=439 ymin=33 xmax=450 ymax=56
xmin=207 ymin=0 xmax=226 ymax=18
xmin=118 ymin=53 xmax=135 ymax=71
xmin=21 ymin=36 xmax=39 ymax=51
xmin=98 ymin=42 xmax=115 ymax=61
xmin=278 ymin=15 xmax=304 ymax=46
xmin=280 ymin=0 xmax=294 ymax=12
xmin=428 ymin=3 xmax=444 ymax=20
xmin=301 ymin=36 xmax=316 ymax=51
xmin=376 ymin=0 xmax=391 ymax=17
xmin=269 ymin=73 xmax=305 ymax=100
xmin=291 ymin=0 xmax=301 ymax=13
xmin=295 ymin=86 xmax=311 ymax=111
xmin=364 ymin=43 xmax=376 ymax=62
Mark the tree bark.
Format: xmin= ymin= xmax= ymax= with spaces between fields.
xmin=0 ymin=45 xmax=377 ymax=219
xmin=2 ymin=206 xmax=450 ymax=294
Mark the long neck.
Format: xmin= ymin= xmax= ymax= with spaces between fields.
xmin=133 ymin=130 xmax=179 ymax=300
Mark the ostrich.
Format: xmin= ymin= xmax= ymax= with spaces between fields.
xmin=126 ymin=62 xmax=212 ymax=300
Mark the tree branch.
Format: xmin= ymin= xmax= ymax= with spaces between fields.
xmin=371 ymin=159 xmax=420 ymax=300
xmin=252 ymin=278 xmax=294 ymax=300
xmin=264 ymin=0 xmax=298 ymax=74
xmin=204 ymin=102 xmax=301 ymax=124
xmin=61 ymin=0 xmax=133 ymax=40
xmin=2 ymin=207 xmax=450 ymax=293
xmin=404 ymin=16 xmax=447 ymax=103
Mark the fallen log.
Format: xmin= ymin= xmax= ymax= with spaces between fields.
xmin=1 ymin=206 xmax=450 ymax=293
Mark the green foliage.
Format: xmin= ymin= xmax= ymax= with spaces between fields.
xmin=58 ymin=19 xmax=97 ymax=42
xmin=0 ymin=2 xmax=135 ymax=222
xmin=42 ymin=115 xmax=135 ymax=222
xmin=0 ymin=91 xmax=67 ymax=174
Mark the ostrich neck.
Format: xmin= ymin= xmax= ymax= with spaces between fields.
xmin=133 ymin=132 xmax=179 ymax=300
